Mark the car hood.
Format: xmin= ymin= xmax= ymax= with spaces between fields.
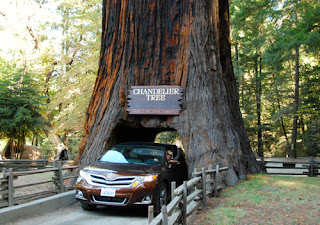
xmin=87 ymin=161 xmax=164 ymax=176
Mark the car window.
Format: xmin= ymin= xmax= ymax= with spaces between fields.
xmin=98 ymin=145 xmax=164 ymax=165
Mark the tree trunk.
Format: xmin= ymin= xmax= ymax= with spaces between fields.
xmin=74 ymin=0 xmax=261 ymax=185
xmin=43 ymin=126 xmax=67 ymax=159
xmin=290 ymin=47 xmax=300 ymax=158
xmin=273 ymin=74 xmax=290 ymax=154
xmin=256 ymin=57 xmax=263 ymax=158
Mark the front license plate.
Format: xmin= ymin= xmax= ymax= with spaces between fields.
xmin=101 ymin=188 xmax=116 ymax=197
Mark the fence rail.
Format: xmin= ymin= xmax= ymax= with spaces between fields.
xmin=148 ymin=165 xmax=229 ymax=225
xmin=0 ymin=156 xmax=48 ymax=170
xmin=258 ymin=157 xmax=320 ymax=177
xmin=0 ymin=160 xmax=78 ymax=208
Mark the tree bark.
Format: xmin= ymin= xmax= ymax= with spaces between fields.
xmin=256 ymin=57 xmax=263 ymax=158
xmin=290 ymin=46 xmax=300 ymax=158
xmin=74 ymin=0 xmax=261 ymax=185
xmin=273 ymin=74 xmax=290 ymax=154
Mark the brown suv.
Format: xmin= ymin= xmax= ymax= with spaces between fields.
xmin=75 ymin=142 xmax=188 ymax=212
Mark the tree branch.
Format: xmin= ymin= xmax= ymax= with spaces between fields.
xmin=26 ymin=25 xmax=39 ymax=50
xmin=67 ymin=34 xmax=83 ymax=65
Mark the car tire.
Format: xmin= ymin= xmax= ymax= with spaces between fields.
xmin=80 ymin=202 xmax=97 ymax=211
xmin=154 ymin=182 xmax=168 ymax=214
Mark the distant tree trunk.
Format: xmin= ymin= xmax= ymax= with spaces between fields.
xmin=273 ymin=74 xmax=290 ymax=154
xmin=50 ymin=132 xmax=67 ymax=159
xmin=256 ymin=57 xmax=263 ymax=158
xmin=10 ymin=138 xmax=16 ymax=159
xmin=3 ymin=138 xmax=18 ymax=159
xmin=43 ymin=127 xmax=67 ymax=159
xmin=74 ymin=0 xmax=261 ymax=185
xmin=290 ymin=47 xmax=300 ymax=158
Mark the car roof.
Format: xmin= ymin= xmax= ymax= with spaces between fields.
xmin=116 ymin=142 xmax=177 ymax=148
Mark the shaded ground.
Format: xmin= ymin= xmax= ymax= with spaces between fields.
xmin=0 ymin=171 xmax=57 ymax=204
xmin=192 ymin=174 xmax=320 ymax=225
xmin=10 ymin=203 xmax=148 ymax=225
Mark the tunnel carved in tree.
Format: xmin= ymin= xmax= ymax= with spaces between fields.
xmin=74 ymin=0 xmax=261 ymax=186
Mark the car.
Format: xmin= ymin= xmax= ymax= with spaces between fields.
xmin=75 ymin=142 xmax=188 ymax=212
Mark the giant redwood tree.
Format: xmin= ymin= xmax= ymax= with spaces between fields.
xmin=74 ymin=0 xmax=261 ymax=185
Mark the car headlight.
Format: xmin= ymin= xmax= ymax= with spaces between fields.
xmin=132 ymin=175 xmax=157 ymax=187
xmin=78 ymin=170 xmax=93 ymax=184
xmin=144 ymin=175 xmax=158 ymax=182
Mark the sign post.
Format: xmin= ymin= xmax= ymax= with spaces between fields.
xmin=127 ymin=86 xmax=183 ymax=115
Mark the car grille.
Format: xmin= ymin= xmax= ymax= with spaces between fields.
xmin=92 ymin=195 xmax=127 ymax=204
xmin=89 ymin=174 xmax=136 ymax=187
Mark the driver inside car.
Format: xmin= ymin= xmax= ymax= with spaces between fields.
xmin=166 ymin=150 xmax=179 ymax=168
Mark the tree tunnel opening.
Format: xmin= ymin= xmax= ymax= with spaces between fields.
xmin=112 ymin=125 xmax=181 ymax=148
xmin=155 ymin=131 xmax=182 ymax=147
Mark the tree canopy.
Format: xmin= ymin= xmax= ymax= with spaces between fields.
xmin=0 ymin=58 xmax=47 ymax=156
xmin=230 ymin=0 xmax=320 ymax=157
xmin=0 ymin=0 xmax=101 ymax=158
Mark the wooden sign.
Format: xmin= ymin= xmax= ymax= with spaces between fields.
xmin=127 ymin=86 xmax=183 ymax=115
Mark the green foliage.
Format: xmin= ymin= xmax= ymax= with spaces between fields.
xmin=231 ymin=0 xmax=320 ymax=157
xmin=42 ymin=0 xmax=101 ymax=152
xmin=40 ymin=138 xmax=56 ymax=159
xmin=65 ymin=133 xmax=82 ymax=160
xmin=0 ymin=58 xmax=47 ymax=145
xmin=155 ymin=131 xmax=181 ymax=145
xmin=0 ymin=0 xmax=101 ymax=156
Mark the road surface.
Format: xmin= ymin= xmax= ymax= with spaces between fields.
xmin=10 ymin=202 xmax=148 ymax=225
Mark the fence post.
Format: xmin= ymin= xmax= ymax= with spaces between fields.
xmin=193 ymin=168 xmax=197 ymax=175
xmin=58 ymin=161 xmax=65 ymax=193
xmin=8 ymin=168 xmax=14 ymax=207
xmin=207 ymin=165 xmax=213 ymax=196
xmin=1 ymin=168 xmax=8 ymax=204
xmin=42 ymin=155 xmax=47 ymax=168
xmin=2 ymin=168 xmax=7 ymax=177
xmin=171 ymin=181 xmax=176 ymax=201
xmin=182 ymin=181 xmax=187 ymax=225
xmin=201 ymin=168 xmax=207 ymax=207
xmin=148 ymin=205 xmax=154 ymax=224
xmin=193 ymin=168 xmax=200 ymax=190
xmin=53 ymin=161 xmax=58 ymax=192
xmin=53 ymin=161 xmax=64 ymax=193
xmin=214 ymin=164 xmax=219 ymax=197
xmin=261 ymin=157 xmax=266 ymax=172
xmin=162 ymin=205 xmax=168 ymax=225
xmin=309 ymin=156 xmax=314 ymax=177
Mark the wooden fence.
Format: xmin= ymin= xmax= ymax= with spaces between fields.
xmin=258 ymin=157 xmax=320 ymax=177
xmin=148 ymin=165 xmax=229 ymax=225
xmin=0 ymin=161 xmax=78 ymax=208
xmin=0 ymin=156 xmax=48 ymax=170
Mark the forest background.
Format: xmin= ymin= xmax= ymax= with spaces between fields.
xmin=0 ymin=0 xmax=319 ymax=160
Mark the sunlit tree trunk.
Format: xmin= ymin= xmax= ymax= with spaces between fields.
xmin=290 ymin=47 xmax=300 ymax=158
xmin=74 ymin=0 xmax=261 ymax=185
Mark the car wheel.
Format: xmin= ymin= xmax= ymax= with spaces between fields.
xmin=80 ymin=202 xmax=97 ymax=211
xmin=154 ymin=183 xmax=168 ymax=213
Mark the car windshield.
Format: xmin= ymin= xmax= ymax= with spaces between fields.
xmin=98 ymin=145 xmax=164 ymax=165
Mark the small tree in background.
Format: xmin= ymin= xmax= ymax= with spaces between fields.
xmin=0 ymin=59 xmax=47 ymax=158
